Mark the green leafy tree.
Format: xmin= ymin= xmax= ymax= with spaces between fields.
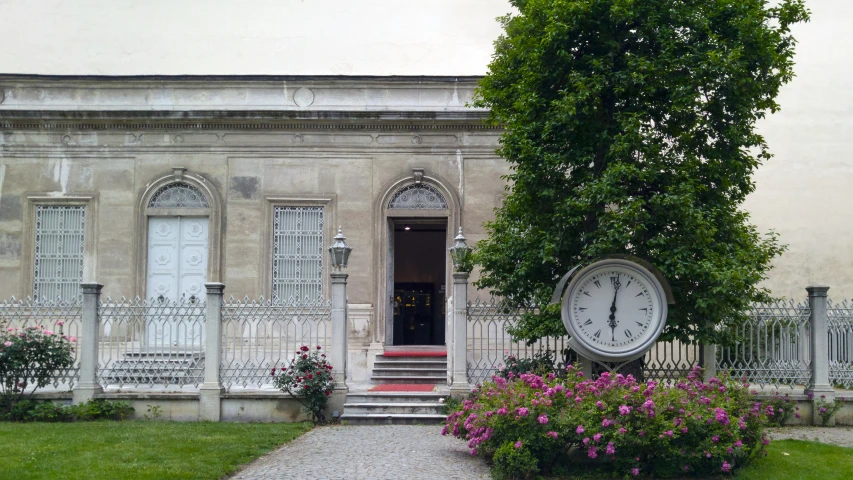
xmin=473 ymin=0 xmax=810 ymax=344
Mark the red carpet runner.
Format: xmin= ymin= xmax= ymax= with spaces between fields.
xmin=369 ymin=384 xmax=437 ymax=392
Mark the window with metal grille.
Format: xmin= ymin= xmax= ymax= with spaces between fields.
xmin=388 ymin=184 xmax=447 ymax=209
xmin=33 ymin=205 xmax=86 ymax=302
xmin=272 ymin=206 xmax=324 ymax=303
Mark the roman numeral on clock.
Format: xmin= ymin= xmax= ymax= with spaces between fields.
xmin=583 ymin=319 xmax=592 ymax=326
xmin=636 ymin=321 xmax=645 ymax=327
xmin=594 ymin=330 xmax=601 ymax=339
xmin=635 ymin=292 xmax=644 ymax=297
xmin=624 ymin=329 xmax=633 ymax=338
xmin=639 ymin=308 xmax=647 ymax=312
xmin=593 ymin=280 xmax=601 ymax=288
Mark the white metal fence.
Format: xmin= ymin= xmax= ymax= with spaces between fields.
xmin=466 ymin=296 xmax=853 ymax=391
xmin=0 ymin=297 xmax=82 ymax=388
xmin=221 ymin=297 xmax=331 ymax=391
xmin=98 ymin=296 xmax=206 ymax=388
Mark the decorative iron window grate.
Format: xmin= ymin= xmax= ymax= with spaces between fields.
xmin=33 ymin=205 xmax=86 ymax=302
xmin=148 ymin=182 xmax=209 ymax=209
xmin=272 ymin=206 xmax=324 ymax=303
xmin=388 ymin=184 xmax=447 ymax=209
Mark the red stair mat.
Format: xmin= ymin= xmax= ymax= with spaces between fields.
xmin=369 ymin=384 xmax=437 ymax=392
xmin=383 ymin=351 xmax=447 ymax=357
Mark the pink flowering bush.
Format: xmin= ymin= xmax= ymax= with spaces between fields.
xmin=0 ymin=321 xmax=75 ymax=417
xmin=443 ymin=366 xmax=772 ymax=478
xmin=271 ymin=345 xmax=334 ymax=424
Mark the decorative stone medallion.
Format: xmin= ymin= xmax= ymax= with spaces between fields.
xmin=293 ymin=88 xmax=315 ymax=107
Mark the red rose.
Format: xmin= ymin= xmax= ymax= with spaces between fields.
xmin=308 ymin=374 xmax=313 ymax=379
xmin=325 ymin=391 xmax=331 ymax=396
xmin=316 ymin=345 xmax=322 ymax=350
xmin=301 ymin=346 xmax=309 ymax=352
xmin=302 ymin=354 xmax=308 ymax=359
xmin=271 ymin=369 xmax=276 ymax=376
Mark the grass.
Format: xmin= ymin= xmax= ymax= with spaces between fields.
xmin=0 ymin=421 xmax=312 ymax=480
xmin=735 ymin=439 xmax=853 ymax=480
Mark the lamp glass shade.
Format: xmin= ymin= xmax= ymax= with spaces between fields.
xmin=449 ymin=227 xmax=472 ymax=270
xmin=328 ymin=226 xmax=353 ymax=269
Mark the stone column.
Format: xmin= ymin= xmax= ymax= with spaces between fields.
xmin=450 ymin=272 xmax=470 ymax=396
xmin=806 ymin=285 xmax=834 ymax=425
xmin=330 ymin=272 xmax=349 ymax=390
xmin=199 ymin=282 xmax=225 ymax=422
xmin=72 ymin=282 xmax=104 ymax=404
xmin=702 ymin=343 xmax=717 ymax=382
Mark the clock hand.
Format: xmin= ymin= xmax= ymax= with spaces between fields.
xmin=608 ymin=274 xmax=621 ymax=341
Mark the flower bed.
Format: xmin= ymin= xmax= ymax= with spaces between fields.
xmin=443 ymin=366 xmax=772 ymax=478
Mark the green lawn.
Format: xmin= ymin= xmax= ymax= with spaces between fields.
xmin=0 ymin=421 xmax=312 ymax=480
xmin=736 ymin=440 xmax=853 ymax=480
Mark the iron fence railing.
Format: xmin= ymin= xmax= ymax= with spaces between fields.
xmin=98 ymin=296 xmax=206 ymax=388
xmin=715 ymin=300 xmax=811 ymax=389
xmin=220 ymin=297 xmax=331 ymax=391
xmin=828 ymin=299 xmax=853 ymax=389
xmin=0 ymin=297 xmax=82 ymax=388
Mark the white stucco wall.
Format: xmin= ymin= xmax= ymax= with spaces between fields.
xmin=1 ymin=0 xmax=851 ymax=300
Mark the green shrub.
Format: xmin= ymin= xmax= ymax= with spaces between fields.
xmin=443 ymin=366 xmax=773 ymax=478
xmin=761 ymin=392 xmax=797 ymax=426
xmin=496 ymin=350 xmax=556 ymax=379
xmin=272 ymin=345 xmax=334 ymax=424
xmin=0 ymin=322 xmax=75 ymax=417
xmin=492 ymin=440 xmax=539 ymax=480
xmin=1 ymin=399 xmax=134 ymax=422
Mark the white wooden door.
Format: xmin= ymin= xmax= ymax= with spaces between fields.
xmin=146 ymin=217 xmax=208 ymax=348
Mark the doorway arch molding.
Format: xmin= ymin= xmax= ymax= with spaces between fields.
xmin=374 ymin=168 xmax=462 ymax=347
xmin=134 ymin=167 xmax=223 ymax=299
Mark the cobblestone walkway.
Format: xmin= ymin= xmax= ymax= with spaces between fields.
xmin=767 ymin=426 xmax=853 ymax=448
xmin=231 ymin=425 xmax=492 ymax=480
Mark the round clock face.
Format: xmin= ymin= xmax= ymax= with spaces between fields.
xmin=561 ymin=259 xmax=667 ymax=360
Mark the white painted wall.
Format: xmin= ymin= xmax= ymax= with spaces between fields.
xmin=1 ymin=0 xmax=851 ymax=300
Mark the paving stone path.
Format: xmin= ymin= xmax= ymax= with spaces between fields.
xmin=767 ymin=426 xmax=853 ymax=448
xmin=231 ymin=425 xmax=492 ymax=480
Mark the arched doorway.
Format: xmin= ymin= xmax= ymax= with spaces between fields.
xmin=376 ymin=169 xmax=461 ymax=347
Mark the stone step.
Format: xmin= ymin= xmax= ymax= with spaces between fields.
xmin=370 ymin=375 xmax=446 ymax=384
xmin=372 ymin=368 xmax=446 ymax=377
xmin=373 ymin=360 xmax=447 ymax=369
xmin=343 ymin=402 xmax=444 ymax=415
xmin=345 ymin=392 xmax=445 ymax=404
xmin=339 ymin=413 xmax=446 ymax=425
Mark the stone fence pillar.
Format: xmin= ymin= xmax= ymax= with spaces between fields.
xmin=72 ymin=282 xmax=104 ymax=404
xmin=330 ymin=272 xmax=349 ymax=391
xmin=450 ymin=272 xmax=470 ymax=396
xmin=199 ymin=282 xmax=225 ymax=421
xmin=806 ymin=285 xmax=834 ymax=425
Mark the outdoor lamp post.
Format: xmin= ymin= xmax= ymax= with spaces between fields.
xmin=449 ymin=227 xmax=472 ymax=395
xmin=328 ymin=226 xmax=351 ymax=395
xmin=328 ymin=226 xmax=352 ymax=269
xmin=449 ymin=227 xmax=472 ymax=272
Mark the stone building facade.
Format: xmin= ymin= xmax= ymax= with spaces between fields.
xmin=0 ymin=75 xmax=506 ymax=382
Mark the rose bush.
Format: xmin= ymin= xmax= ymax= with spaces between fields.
xmin=443 ymin=366 xmax=772 ymax=479
xmin=1 ymin=321 xmax=75 ymax=417
xmin=272 ymin=345 xmax=334 ymax=424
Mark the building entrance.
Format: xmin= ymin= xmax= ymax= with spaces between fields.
xmin=392 ymin=220 xmax=446 ymax=346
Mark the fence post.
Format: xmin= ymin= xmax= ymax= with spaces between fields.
xmin=72 ymin=282 xmax=104 ymax=404
xmin=450 ymin=271 xmax=470 ymax=396
xmin=330 ymin=272 xmax=349 ymax=391
xmin=702 ymin=343 xmax=717 ymax=382
xmin=806 ymin=285 xmax=834 ymax=425
xmin=199 ymin=282 xmax=224 ymax=422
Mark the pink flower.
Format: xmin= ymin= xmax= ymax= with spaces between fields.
xmin=538 ymin=414 xmax=549 ymax=424
xmin=576 ymin=425 xmax=585 ymax=435
xmin=721 ymin=461 xmax=732 ymax=473
xmin=56 ymin=321 xmax=64 ymax=326
xmin=69 ymin=336 xmax=77 ymax=342
xmin=618 ymin=427 xmax=627 ymax=435
xmin=602 ymin=418 xmax=613 ymax=427
xmin=619 ymin=405 xmax=632 ymax=416
xmin=631 ymin=468 xmax=639 ymax=476
xmin=3 ymin=341 xmax=11 ymax=347
xmin=593 ymin=433 xmax=602 ymax=443
xmin=583 ymin=437 xmax=590 ymax=446
xmin=43 ymin=330 xmax=53 ymax=335
xmin=588 ymin=447 xmax=598 ymax=459
xmin=712 ymin=435 xmax=720 ymax=443
xmin=547 ymin=431 xmax=558 ymax=439
xmin=514 ymin=441 xmax=522 ymax=449
xmin=606 ymin=442 xmax=616 ymax=455
xmin=734 ymin=440 xmax=743 ymax=448
xmin=664 ymin=430 xmax=674 ymax=437
xmin=516 ymin=407 xmax=529 ymax=417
